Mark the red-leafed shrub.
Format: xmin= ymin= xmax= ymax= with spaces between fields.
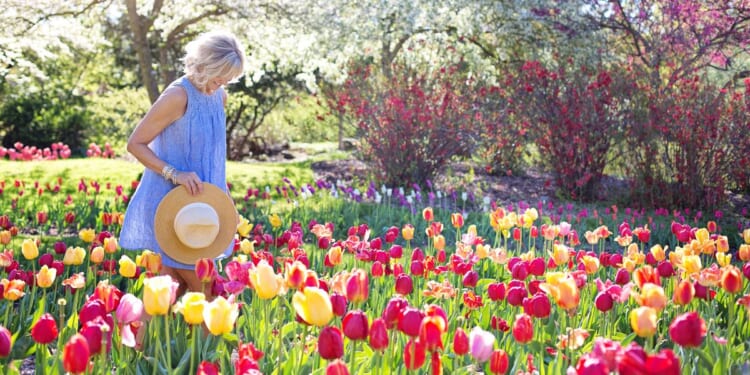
xmin=509 ymin=61 xmax=631 ymax=200
xmin=618 ymin=75 xmax=750 ymax=209
xmin=335 ymin=63 xmax=484 ymax=187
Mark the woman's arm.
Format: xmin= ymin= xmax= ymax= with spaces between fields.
xmin=127 ymin=86 xmax=204 ymax=195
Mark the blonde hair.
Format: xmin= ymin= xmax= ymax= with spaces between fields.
xmin=182 ymin=31 xmax=246 ymax=89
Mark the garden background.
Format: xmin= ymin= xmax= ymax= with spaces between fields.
xmin=1 ymin=1 xmax=750 ymax=374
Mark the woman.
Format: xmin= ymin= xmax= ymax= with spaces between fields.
xmin=120 ymin=31 xmax=246 ymax=295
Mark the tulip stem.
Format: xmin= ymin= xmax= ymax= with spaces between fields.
xmin=189 ymin=324 xmax=198 ymax=375
xmin=164 ymin=314 xmax=172 ymax=374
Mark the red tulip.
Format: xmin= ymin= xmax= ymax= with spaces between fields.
xmin=382 ymin=297 xmax=408 ymax=329
xmin=385 ymin=226 xmax=399 ymax=243
xmin=389 ymin=245 xmax=403 ymax=259
xmin=615 ymin=268 xmax=630 ymax=285
xmin=506 ymin=286 xmax=527 ymax=307
xmin=404 ymin=338 xmax=427 ymax=370
xmin=0 ymin=325 xmax=11 ymax=357
xmin=522 ymin=292 xmax=551 ymax=318
xmin=395 ymin=274 xmax=413 ymax=295
xmin=195 ymin=258 xmax=215 ymax=283
xmin=342 ymin=310 xmax=369 ymax=341
xmin=31 ymin=313 xmax=58 ymax=344
xmin=511 ymin=261 xmax=529 ymax=280
xmin=462 ymin=270 xmax=479 ymax=288
xmin=453 ymin=327 xmax=469 ymax=356
xmin=645 ymin=349 xmax=681 ymax=374
xmin=62 ymin=333 xmax=90 ymax=374
xmin=410 ymin=260 xmax=425 ymax=276
xmin=196 ymin=360 xmax=220 ymax=375
xmin=398 ymin=307 xmax=424 ymax=337
xmin=669 ymin=312 xmax=706 ymax=348
xmin=419 ymin=316 xmax=445 ymax=351
xmin=79 ymin=299 xmax=106 ymax=326
xmin=326 ymin=359 xmax=350 ymax=375
xmin=369 ymin=318 xmax=389 ymax=351
xmin=330 ymin=293 xmax=348 ymax=317
xmin=529 ymin=258 xmax=545 ymax=276
xmin=371 ymin=261 xmax=385 ymax=277
xmin=487 ymin=282 xmax=506 ymax=301
xmin=694 ymin=281 xmax=716 ymax=301
xmin=318 ymin=326 xmax=344 ymax=360
xmin=575 ymin=354 xmax=609 ymax=375
xmin=345 ymin=269 xmax=369 ymax=304
xmin=512 ymin=314 xmax=533 ymax=344
xmin=743 ymin=262 xmax=750 ymax=279
xmin=489 ymin=349 xmax=509 ymax=374
xmin=595 ymin=292 xmax=613 ymax=312
xmin=80 ymin=316 xmax=112 ymax=354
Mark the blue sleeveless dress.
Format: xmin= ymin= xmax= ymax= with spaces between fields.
xmin=120 ymin=76 xmax=233 ymax=270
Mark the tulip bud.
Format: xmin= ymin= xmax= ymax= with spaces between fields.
xmin=197 ymin=361 xmax=220 ymax=375
xmin=489 ymin=349 xmax=510 ymax=375
xmin=487 ymin=282 xmax=506 ymax=302
xmin=345 ymin=269 xmax=369 ymax=304
xmin=512 ymin=314 xmax=533 ymax=344
xmin=195 ymin=258 xmax=215 ymax=283
xmin=404 ymin=338 xmax=427 ymax=370
xmin=453 ymin=327 xmax=469 ymax=356
xmin=615 ymin=268 xmax=630 ymax=285
xmin=463 ymin=270 xmax=479 ymax=288
xmin=422 ymin=207 xmax=434 ymax=222
xmin=62 ymin=334 xmax=90 ymax=374
xmin=720 ymin=267 xmax=742 ymax=294
xmin=326 ymin=359 xmax=350 ymax=375
xmin=369 ymin=318 xmax=389 ymax=351
xmin=31 ymin=313 xmax=59 ymax=344
xmin=330 ymin=293 xmax=348 ymax=317
xmin=318 ymin=326 xmax=344 ymax=360
xmin=342 ymin=310 xmax=369 ymax=341
xmin=398 ymin=307 xmax=424 ymax=337
xmin=0 ymin=326 xmax=11 ymax=357
xmin=629 ymin=306 xmax=658 ymax=337
xmin=371 ymin=261 xmax=384 ymax=277
xmin=595 ymin=292 xmax=614 ymax=312
xmin=395 ymin=274 xmax=413 ymax=295
xmin=669 ymin=312 xmax=706 ymax=348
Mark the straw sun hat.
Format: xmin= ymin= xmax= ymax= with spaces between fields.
xmin=154 ymin=183 xmax=237 ymax=265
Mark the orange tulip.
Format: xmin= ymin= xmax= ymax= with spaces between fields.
xmin=739 ymin=244 xmax=750 ymax=262
xmin=673 ymin=280 xmax=695 ymax=306
xmin=721 ymin=266 xmax=742 ymax=294
xmin=581 ymin=256 xmax=600 ymax=275
xmin=1 ymin=279 xmax=26 ymax=301
xmin=451 ymin=213 xmax=464 ymax=229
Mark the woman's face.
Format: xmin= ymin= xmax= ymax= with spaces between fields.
xmin=204 ymin=75 xmax=232 ymax=95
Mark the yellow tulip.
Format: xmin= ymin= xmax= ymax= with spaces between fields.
xmin=175 ymin=292 xmax=206 ymax=325
xmin=630 ymin=306 xmax=658 ymax=337
xmin=716 ymin=252 xmax=732 ymax=268
xmin=239 ymin=238 xmax=255 ymax=254
xmin=467 ymin=224 xmax=477 ymax=237
xmin=21 ymin=239 xmax=38 ymax=260
xmin=143 ymin=275 xmax=178 ymax=316
xmin=248 ymin=260 xmax=282 ymax=299
xmin=292 ymin=286 xmax=333 ymax=327
xmin=433 ymin=235 xmax=445 ymax=251
xmin=695 ymin=228 xmax=710 ymax=243
xmin=681 ymin=255 xmax=702 ymax=277
xmin=475 ymin=244 xmax=489 ymax=259
xmin=550 ymin=244 xmax=570 ymax=266
xmin=203 ymin=296 xmax=239 ymax=336
xmin=743 ymin=228 xmax=750 ymax=244
xmin=79 ymin=228 xmax=96 ymax=243
xmin=402 ymin=224 xmax=414 ymax=241
xmin=268 ymin=213 xmax=282 ymax=229
xmin=237 ymin=216 xmax=253 ymax=238
xmin=63 ymin=246 xmax=86 ymax=266
xmin=119 ymin=255 xmax=137 ymax=278
xmin=36 ymin=265 xmax=57 ymax=288
xmin=90 ymin=246 xmax=105 ymax=264
xmin=649 ymin=245 xmax=666 ymax=262
xmin=636 ymin=284 xmax=667 ymax=312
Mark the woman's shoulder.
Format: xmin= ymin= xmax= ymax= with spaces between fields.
xmin=156 ymin=85 xmax=188 ymax=106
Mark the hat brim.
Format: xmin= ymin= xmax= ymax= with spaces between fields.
xmin=154 ymin=183 xmax=236 ymax=265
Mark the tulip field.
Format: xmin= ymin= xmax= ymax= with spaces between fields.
xmin=0 ymin=158 xmax=749 ymax=375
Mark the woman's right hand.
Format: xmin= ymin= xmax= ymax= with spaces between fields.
xmin=174 ymin=170 xmax=203 ymax=195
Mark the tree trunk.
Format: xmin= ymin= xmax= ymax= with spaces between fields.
xmin=125 ymin=0 xmax=160 ymax=103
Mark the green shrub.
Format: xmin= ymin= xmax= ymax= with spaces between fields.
xmin=86 ymin=87 xmax=150 ymax=152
